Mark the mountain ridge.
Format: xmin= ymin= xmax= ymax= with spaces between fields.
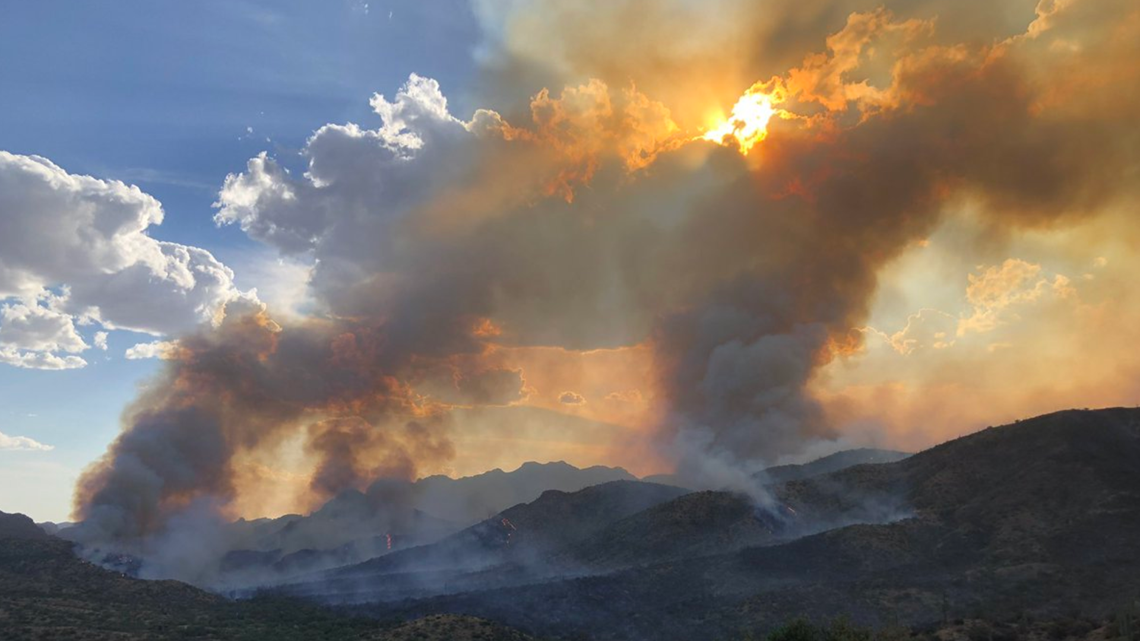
xmin=346 ymin=407 xmax=1140 ymax=640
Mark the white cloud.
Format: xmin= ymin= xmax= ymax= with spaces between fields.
xmin=0 ymin=347 xmax=86 ymax=370
xmin=214 ymin=74 xmax=470 ymax=261
xmin=0 ymin=151 xmax=258 ymax=370
xmin=0 ymin=299 xmax=87 ymax=354
xmin=0 ymin=430 xmax=54 ymax=451
xmin=228 ymin=252 xmax=315 ymax=320
xmin=93 ymin=331 xmax=109 ymax=350
xmin=124 ymin=340 xmax=179 ymax=360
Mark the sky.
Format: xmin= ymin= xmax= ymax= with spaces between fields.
xmin=1 ymin=0 xmax=1138 ymax=527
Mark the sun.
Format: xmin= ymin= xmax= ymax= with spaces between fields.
xmin=702 ymin=91 xmax=777 ymax=154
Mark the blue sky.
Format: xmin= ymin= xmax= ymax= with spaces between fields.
xmin=0 ymin=0 xmax=481 ymax=522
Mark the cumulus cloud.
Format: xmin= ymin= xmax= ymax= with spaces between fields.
xmin=213 ymin=74 xmax=469 ymax=257
xmin=0 ymin=347 xmax=86 ymax=371
xmin=0 ymin=151 xmax=256 ymax=369
xmin=0 ymin=430 xmax=53 ymax=452
xmin=0 ymin=298 xmax=88 ymax=354
xmin=558 ymin=390 xmax=586 ymax=405
xmin=124 ymin=340 xmax=180 ymax=360
xmin=865 ymin=259 xmax=1078 ymax=356
xmin=959 ymin=259 xmax=1076 ymax=336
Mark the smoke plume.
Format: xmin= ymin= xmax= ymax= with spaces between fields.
xmin=75 ymin=0 xmax=1139 ymax=550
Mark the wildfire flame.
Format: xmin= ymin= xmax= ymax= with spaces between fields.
xmin=702 ymin=91 xmax=778 ymax=154
xmin=501 ymin=517 xmax=517 ymax=545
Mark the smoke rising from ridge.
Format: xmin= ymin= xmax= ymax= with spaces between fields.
xmin=74 ymin=0 xmax=1139 ymax=549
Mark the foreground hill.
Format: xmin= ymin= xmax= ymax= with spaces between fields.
xmin=0 ymin=511 xmax=533 ymax=640
xmin=350 ymin=408 xmax=1140 ymax=640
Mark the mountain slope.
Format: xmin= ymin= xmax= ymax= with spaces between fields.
xmin=0 ymin=511 xmax=50 ymax=541
xmin=80 ymin=460 xmax=640 ymax=587
xmin=246 ymin=460 xmax=635 ymax=557
xmin=640 ymin=447 xmax=910 ymax=491
xmin=354 ymin=408 xmax=1140 ymax=641
xmin=560 ymin=491 xmax=782 ymax=569
xmin=0 ymin=511 xmax=534 ymax=640
xmin=275 ymin=480 xmax=689 ymax=602
xmin=762 ymin=448 xmax=910 ymax=483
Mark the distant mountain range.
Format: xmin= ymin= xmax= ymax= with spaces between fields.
xmin=56 ymin=451 xmax=914 ymax=587
xmin=63 ymin=459 xmax=638 ymax=586
xmin=270 ymin=480 xmax=690 ymax=603
xmin=207 ymin=451 xmax=905 ymax=586
xmin=266 ymin=448 xmax=914 ymax=603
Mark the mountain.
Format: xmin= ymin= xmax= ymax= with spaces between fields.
xmin=210 ymin=461 xmax=635 ymax=583
xmin=639 ymin=447 xmax=910 ymax=489
xmin=61 ymin=460 xmax=638 ymax=587
xmin=0 ymin=511 xmax=533 ymax=640
xmin=349 ymin=408 xmax=1140 ymax=640
xmin=0 ymin=511 xmax=50 ymax=541
xmin=11 ymin=408 xmax=1140 ymax=640
xmin=248 ymin=460 xmax=635 ymax=555
xmin=273 ymin=480 xmax=689 ymax=603
xmin=559 ymin=491 xmax=783 ymax=569
xmin=762 ymin=448 xmax=910 ymax=483
xmin=411 ymin=460 xmax=638 ymax=524
xmin=36 ymin=521 xmax=75 ymax=536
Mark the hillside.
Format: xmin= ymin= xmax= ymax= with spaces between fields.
xmin=352 ymin=408 xmax=1140 ymax=640
xmin=413 ymin=461 xmax=638 ymax=524
xmin=9 ymin=408 xmax=1140 ymax=640
xmin=0 ymin=511 xmax=536 ymax=640
xmin=640 ymin=447 xmax=910 ymax=490
xmin=274 ymin=480 xmax=689 ymax=602
xmin=560 ymin=490 xmax=782 ymax=569
xmin=242 ymin=460 xmax=633 ymax=555
xmin=762 ymin=448 xmax=910 ymax=484
xmin=0 ymin=511 xmax=50 ymax=541
xmin=59 ymin=460 xmax=638 ymax=587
